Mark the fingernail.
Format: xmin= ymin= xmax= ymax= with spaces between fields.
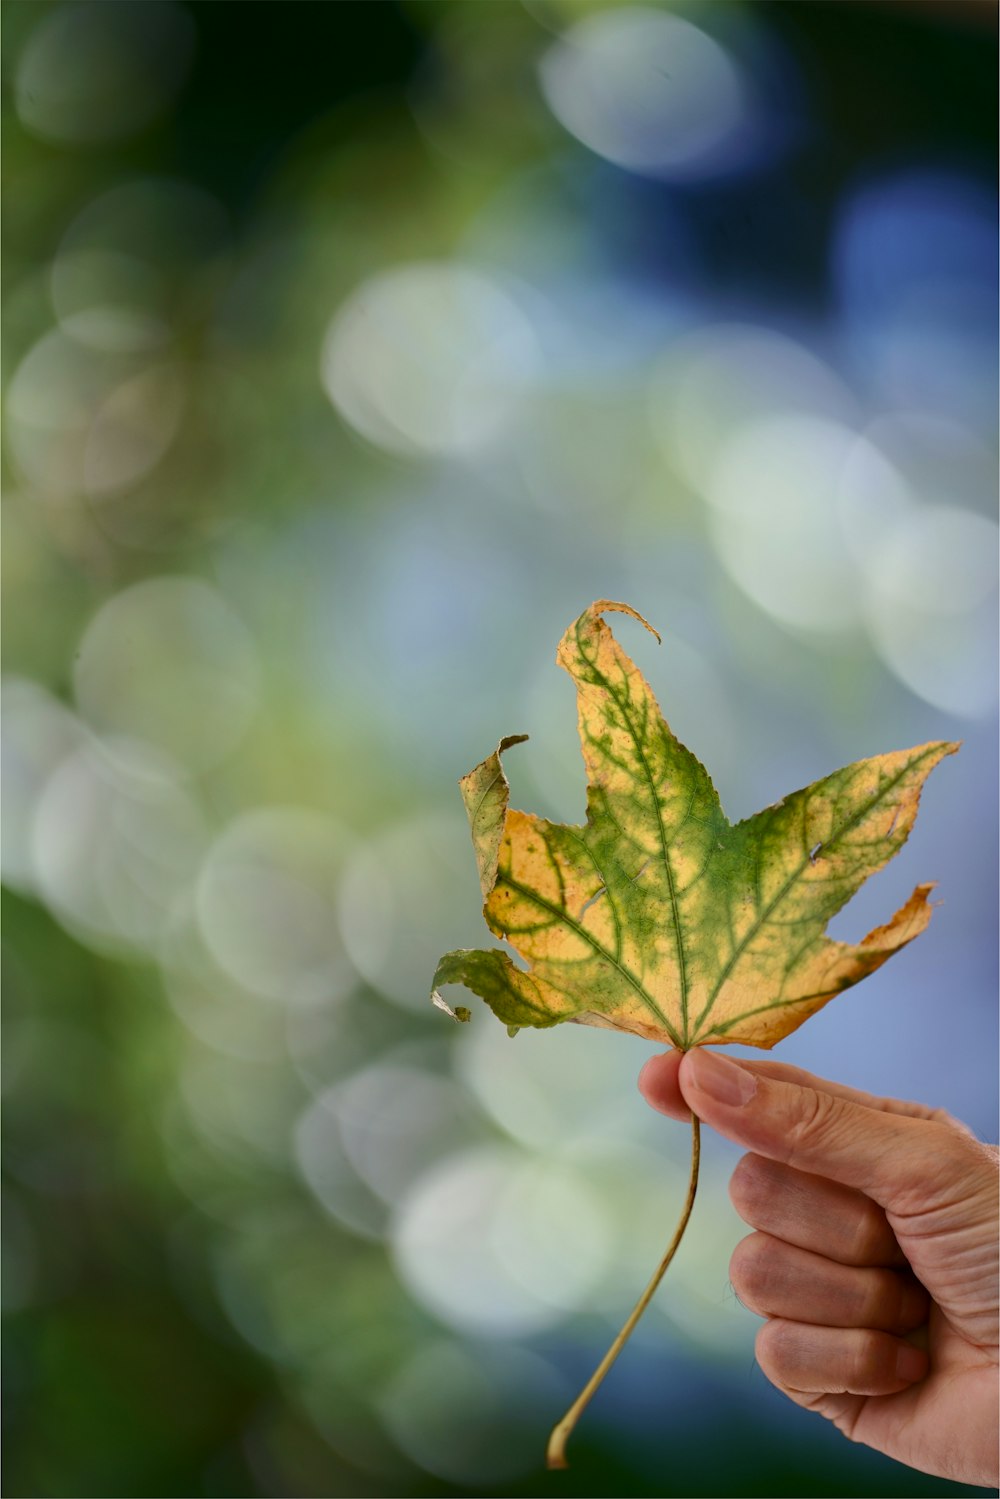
xmin=895 ymin=1342 xmax=927 ymax=1383
xmin=687 ymin=1049 xmax=757 ymax=1107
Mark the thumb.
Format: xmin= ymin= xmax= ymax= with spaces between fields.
xmin=678 ymin=1048 xmax=956 ymax=1213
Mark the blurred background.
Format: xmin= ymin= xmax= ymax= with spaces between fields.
xmin=2 ymin=2 xmax=997 ymax=1495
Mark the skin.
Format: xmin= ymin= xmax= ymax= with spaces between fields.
xmin=638 ymin=1048 xmax=999 ymax=1488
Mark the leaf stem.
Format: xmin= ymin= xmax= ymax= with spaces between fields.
xmin=545 ymin=1113 xmax=701 ymax=1471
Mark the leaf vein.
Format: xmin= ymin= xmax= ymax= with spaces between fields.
xmin=500 ymin=873 xmax=681 ymax=1045
xmin=691 ymin=746 xmax=940 ymax=1040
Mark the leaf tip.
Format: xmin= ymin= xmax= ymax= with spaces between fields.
xmin=587 ymin=598 xmax=662 ymax=645
xmin=456 ymin=732 xmax=529 ymax=790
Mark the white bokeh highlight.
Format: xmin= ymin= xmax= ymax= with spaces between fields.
xmin=706 ymin=415 xmax=885 ymax=632
xmin=159 ymin=899 xmax=289 ymax=1064
xmin=538 ymin=8 xmax=745 ymax=179
xmin=391 ymin=1145 xmax=611 ymax=1337
xmin=1 ymin=679 xmax=85 ymax=896
xmin=335 ymin=1061 xmax=487 ymax=1207
xmin=293 ymin=1058 xmax=491 ymax=1240
xmin=337 ymin=811 xmax=484 ymax=1013
xmin=32 ymin=737 xmax=205 ymax=953
xmin=864 ymin=506 xmax=999 ymax=718
xmin=649 ymin=323 xmax=857 ymax=494
xmin=197 ymin=808 xmax=355 ymax=1006
xmin=74 ymin=577 xmax=259 ymax=775
xmin=6 ymin=331 xmax=135 ymax=500
xmin=320 ymin=262 xmax=540 ymax=457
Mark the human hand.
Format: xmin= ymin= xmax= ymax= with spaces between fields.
xmin=638 ymin=1048 xmax=999 ymax=1487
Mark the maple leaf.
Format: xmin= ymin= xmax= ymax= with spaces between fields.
xmin=430 ymin=601 xmax=958 ymax=1470
xmin=432 ymin=600 xmax=956 ymax=1053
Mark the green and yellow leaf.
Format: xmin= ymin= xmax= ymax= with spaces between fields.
xmin=432 ymin=601 xmax=957 ymax=1052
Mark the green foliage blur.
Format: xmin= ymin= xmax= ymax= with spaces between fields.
xmin=3 ymin=3 xmax=996 ymax=1497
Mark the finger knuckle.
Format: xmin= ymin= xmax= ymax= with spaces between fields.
xmin=926 ymin=1118 xmax=973 ymax=1161
xmin=845 ymin=1200 xmax=888 ymax=1265
xmin=784 ymin=1086 xmax=840 ymax=1167
xmin=847 ymin=1330 xmax=889 ymax=1392
xmin=927 ymin=1104 xmax=977 ymax=1141
xmin=858 ymin=1267 xmax=893 ymax=1327
xmin=893 ymin=1122 xmax=990 ymax=1214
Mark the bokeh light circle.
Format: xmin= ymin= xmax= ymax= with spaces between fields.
xmin=320 ymin=262 xmax=540 ymax=457
xmin=1 ymin=679 xmax=85 ymax=896
xmin=293 ymin=1088 xmax=388 ymax=1241
xmin=74 ymin=577 xmax=259 ymax=775
xmin=15 ymin=1 xmax=195 ymax=147
xmin=6 ymin=330 xmax=139 ymax=501
xmin=293 ymin=1058 xmax=490 ymax=1240
xmin=379 ymin=1339 xmax=567 ymax=1486
xmin=337 ymin=811 xmax=486 ymax=1013
xmin=538 ymin=8 xmax=745 ymax=179
xmin=706 ymin=415 xmax=910 ymax=633
xmin=55 ymin=178 xmax=230 ymax=340
xmin=648 ymin=323 xmax=857 ymax=493
xmin=864 ymin=506 xmax=999 ymax=718
xmin=177 ymin=1042 xmax=301 ymax=1167
xmin=31 ymin=736 xmax=206 ymax=953
xmin=159 ymin=899 xmax=289 ymax=1064
xmin=334 ymin=1061 xmax=488 ymax=1207
xmin=83 ymin=364 xmax=185 ymax=496
xmin=858 ymin=411 xmax=996 ymax=520
xmin=456 ymin=1012 xmax=650 ymax=1151
xmin=196 ymin=808 xmax=356 ymax=1005
xmin=391 ymin=1145 xmax=612 ymax=1336
xmin=50 ymin=249 xmax=169 ymax=354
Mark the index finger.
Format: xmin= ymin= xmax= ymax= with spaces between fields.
xmin=638 ymin=1049 xmax=963 ymax=1129
xmin=674 ymin=1048 xmax=971 ymax=1211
